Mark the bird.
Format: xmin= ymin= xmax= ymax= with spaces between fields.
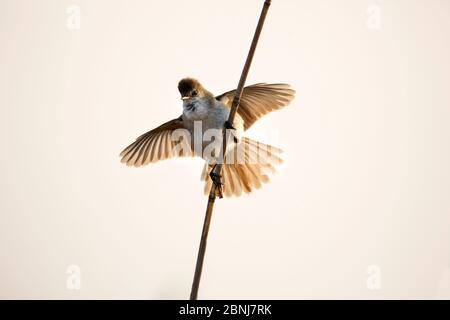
xmin=120 ymin=78 xmax=295 ymax=197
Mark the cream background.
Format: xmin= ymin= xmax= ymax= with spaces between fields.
xmin=1 ymin=0 xmax=449 ymax=299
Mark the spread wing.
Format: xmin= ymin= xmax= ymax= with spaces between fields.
xmin=216 ymin=83 xmax=295 ymax=130
xmin=120 ymin=116 xmax=193 ymax=167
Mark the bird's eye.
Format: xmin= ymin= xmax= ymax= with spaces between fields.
xmin=191 ymin=90 xmax=198 ymax=97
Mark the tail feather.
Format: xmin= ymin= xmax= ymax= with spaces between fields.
xmin=201 ymin=137 xmax=282 ymax=197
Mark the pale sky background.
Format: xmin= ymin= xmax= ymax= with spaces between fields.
xmin=1 ymin=0 xmax=449 ymax=299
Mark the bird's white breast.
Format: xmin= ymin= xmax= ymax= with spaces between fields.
xmin=182 ymin=98 xmax=230 ymax=131
xmin=182 ymin=98 xmax=244 ymax=161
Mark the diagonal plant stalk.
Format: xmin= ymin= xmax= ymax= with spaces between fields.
xmin=190 ymin=0 xmax=272 ymax=300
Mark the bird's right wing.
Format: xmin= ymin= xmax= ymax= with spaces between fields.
xmin=216 ymin=83 xmax=295 ymax=130
xmin=120 ymin=116 xmax=193 ymax=167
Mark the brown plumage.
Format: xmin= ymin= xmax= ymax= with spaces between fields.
xmin=217 ymin=83 xmax=295 ymax=130
xmin=120 ymin=78 xmax=295 ymax=197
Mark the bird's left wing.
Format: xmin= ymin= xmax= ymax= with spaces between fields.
xmin=120 ymin=116 xmax=193 ymax=167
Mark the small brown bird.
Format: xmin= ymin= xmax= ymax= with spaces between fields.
xmin=120 ymin=78 xmax=295 ymax=197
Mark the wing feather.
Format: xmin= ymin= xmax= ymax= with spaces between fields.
xmin=217 ymin=83 xmax=295 ymax=130
xmin=120 ymin=117 xmax=193 ymax=167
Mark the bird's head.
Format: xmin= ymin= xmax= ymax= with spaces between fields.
xmin=178 ymin=78 xmax=211 ymax=101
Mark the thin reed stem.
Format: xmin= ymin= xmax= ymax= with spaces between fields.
xmin=190 ymin=0 xmax=272 ymax=300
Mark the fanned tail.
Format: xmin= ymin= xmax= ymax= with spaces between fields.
xmin=201 ymin=137 xmax=283 ymax=197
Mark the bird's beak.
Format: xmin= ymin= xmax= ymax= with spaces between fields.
xmin=181 ymin=96 xmax=189 ymax=101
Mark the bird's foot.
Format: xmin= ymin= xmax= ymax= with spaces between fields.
xmin=224 ymin=120 xmax=236 ymax=130
xmin=209 ymin=170 xmax=223 ymax=199
xmin=224 ymin=121 xmax=239 ymax=144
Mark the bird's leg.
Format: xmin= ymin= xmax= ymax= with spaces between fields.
xmin=209 ymin=164 xmax=223 ymax=199
xmin=209 ymin=121 xmax=235 ymax=199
